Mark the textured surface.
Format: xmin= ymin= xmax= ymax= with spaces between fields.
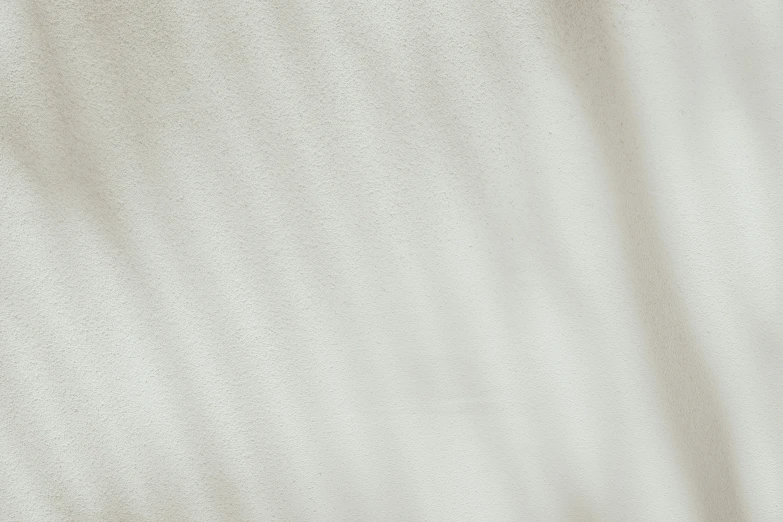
xmin=1 ymin=0 xmax=782 ymax=520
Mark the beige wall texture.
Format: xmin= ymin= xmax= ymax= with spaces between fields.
xmin=2 ymin=0 xmax=782 ymax=520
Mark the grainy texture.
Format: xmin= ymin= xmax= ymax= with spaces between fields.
xmin=1 ymin=1 xmax=782 ymax=520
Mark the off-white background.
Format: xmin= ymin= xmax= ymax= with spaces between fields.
xmin=1 ymin=0 xmax=782 ymax=520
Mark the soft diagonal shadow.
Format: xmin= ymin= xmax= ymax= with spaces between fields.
xmin=544 ymin=2 xmax=744 ymax=520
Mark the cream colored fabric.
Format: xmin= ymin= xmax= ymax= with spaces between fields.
xmin=1 ymin=1 xmax=782 ymax=520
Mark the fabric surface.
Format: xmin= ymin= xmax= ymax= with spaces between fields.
xmin=2 ymin=1 xmax=782 ymax=520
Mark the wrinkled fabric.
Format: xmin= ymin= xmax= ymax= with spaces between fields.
xmin=1 ymin=1 xmax=782 ymax=520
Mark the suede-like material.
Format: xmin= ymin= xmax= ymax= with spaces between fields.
xmin=2 ymin=1 xmax=782 ymax=520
